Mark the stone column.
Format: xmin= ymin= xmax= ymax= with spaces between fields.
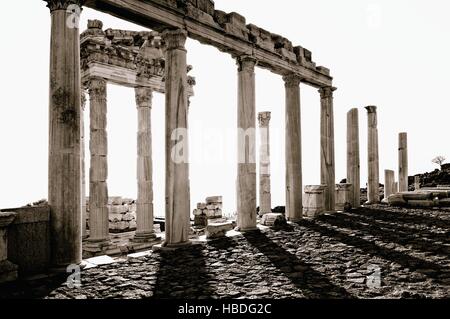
xmin=134 ymin=87 xmax=157 ymax=243
xmin=45 ymin=0 xmax=83 ymax=266
xmin=258 ymin=112 xmax=272 ymax=215
xmin=283 ymin=74 xmax=303 ymax=221
xmin=0 ymin=212 xmax=18 ymax=283
xmin=399 ymin=132 xmax=409 ymax=192
xmin=162 ymin=29 xmax=191 ymax=246
xmin=236 ymin=56 xmax=257 ymax=231
xmin=394 ymin=182 xmax=399 ymax=194
xmin=81 ymin=92 xmax=87 ymax=239
xmin=383 ymin=169 xmax=395 ymax=203
xmin=347 ymin=108 xmax=360 ymax=208
xmin=414 ymin=176 xmax=420 ymax=191
xmin=365 ymin=106 xmax=380 ymax=204
xmin=319 ymin=87 xmax=337 ymax=211
xmin=87 ymin=77 xmax=109 ymax=249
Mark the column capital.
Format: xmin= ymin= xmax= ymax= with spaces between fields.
xmin=282 ymin=74 xmax=302 ymax=87
xmin=236 ymin=55 xmax=257 ymax=72
xmin=162 ymin=29 xmax=187 ymax=51
xmin=258 ymin=112 xmax=272 ymax=127
xmin=44 ymin=0 xmax=84 ymax=12
xmin=135 ymin=87 xmax=153 ymax=108
xmin=319 ymin=86 xmax=337 ymax=99
xmin=365 ymin=105 xmax=377 ymax=113
xmin=88 ymin=77 xmax=107 ymax=96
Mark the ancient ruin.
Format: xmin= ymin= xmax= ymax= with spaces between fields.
xmin=0 ymin=0 xmax=448 ymax=303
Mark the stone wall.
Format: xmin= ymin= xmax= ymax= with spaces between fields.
xmin=86 ymin=197 xmax=137 ymax=233
xmin=2 ymin=205 xmax=51 ymax=276
xmin=193 ymin=196 xmax=223 ymax=227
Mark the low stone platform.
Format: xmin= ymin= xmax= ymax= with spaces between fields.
xmin=0 ymin=206 xmax=448 ymax=299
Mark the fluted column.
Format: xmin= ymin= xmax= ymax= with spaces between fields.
xmin=366 ymin=106 xmax=380 ymax=204
xmin=383 ymin=169 xmax=395 ymax=203
xmin=81 ymin=92 xmax=87 ymax=239
xmin=162 ymin=29 xmax=191 ymax=247
xmin=399 ymin=132 xmax=409 ymax=192
xmin=134 ymin=87 xmax=157 ymax=242
xmin=258 ymin=112 xmax=272 ymax=215
xmin=45 ymin=0 xmax=84 ymax=266
xmin=87 ymin=77 xmax=109 ymax=247
xmin=283 ymin=74 xmax=303 ymax=221
xmin=319 ymin=87 xmax=337 ymax=211
xmin=236 ymin=56 xmax=257 ymax=232
xmin=347 ymin=108 xmax=360 ymax=208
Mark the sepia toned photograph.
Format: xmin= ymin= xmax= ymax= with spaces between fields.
xmin=0 ymin=0 xmax=448 ymax=312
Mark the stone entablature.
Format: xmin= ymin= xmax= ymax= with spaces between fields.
xmin=80 ymin=20 xmax=196 ymax=94
xmin=83 ymin=0 xmax=332 ymax=87
xmin=158 ymin=0 xmax=325 ymax=73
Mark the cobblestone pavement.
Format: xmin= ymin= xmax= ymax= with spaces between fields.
xmin=1 ymin=206 xmax=449 ymax=299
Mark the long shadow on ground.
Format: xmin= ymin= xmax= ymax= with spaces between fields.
xmin=319 ymin=212 xmax=450 ymax=258
xmin=243 ymin=230 xmax=354 ymax=299
xmin=349 ymin=208 xmax=450 ymax=230
xmin=152 ymin=244 xmax=216 ymax=299
xmin=298 ymin=219 xmax=447 ymax=280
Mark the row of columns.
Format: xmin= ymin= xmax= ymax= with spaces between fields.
xmin=45 ymin=0 xmax=337 ymax=265
xmin=347 ymin=106 xmax=409 ymax=206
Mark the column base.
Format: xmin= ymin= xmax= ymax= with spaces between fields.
xmin=153 ymin=240 xmax=193 ymax=252
xmin=133 ymin=231 xmax=158 ymax=243
xmin=0 ymin=260 xmax=18 ymax=284
xmin=287 ymin=217 xmax=303 ymax=223
xmin=235 ymin=226 xmax=259 ymax=233
xmin=83 ymin=239 xmax=113 ymax=257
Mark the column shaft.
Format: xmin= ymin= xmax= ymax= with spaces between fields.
xmin=384 ymin=169 xmax=395 ymax=201
xmin=347 ymin=108 xmax=360 ymax=208
xmin=399 ymin=133 xmax=409 ymax=192
xmin=366 ymin=106 xmax=380 ymax=204
xmin=284 ymin=74 xmax=303 ymax=221
xmin=88 ymin=77 xmax=109 ymax=244
xmin=163 ymin=29 xmax=191 ymax=246
xmin=46 ymin=1 xmax=83 ymax=266
xmin=236 ymin=56 xmax=257 ymax=231
xmin=135 ymin=87 xmax=156 ymax=242
xmin=81 ymin=92 xmax=87 ymax=239
xmin=320 ymin=87 xmax=337 ymax=211
xmin=258 ymin=112 xmax=272 ymax=215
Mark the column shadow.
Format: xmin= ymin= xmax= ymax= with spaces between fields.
xmin=243 ymin=230 xmax=354 ymax=299
xmin=327 ymin=212 xmax=450 ymax=258
xmin=152 ymin=244 xmax=216 ymax=299
xmin=298 ymin=219 xmax=446 ymax=279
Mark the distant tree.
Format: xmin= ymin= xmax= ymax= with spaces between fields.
xmin=432 ymin=156 xmax=446 ymax=169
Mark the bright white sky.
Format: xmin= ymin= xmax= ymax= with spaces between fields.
xmin=1 ymin=0 xmax=449 ymax=216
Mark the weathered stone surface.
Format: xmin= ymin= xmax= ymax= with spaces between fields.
xmin=399 ymin=133 xmax=409 ymax=192
xmin=260 ymin=213 xmax=287 ymax=228
xmin=383 ymin=170 xmax=396 ymax=204
xmin=365 ymin=106 xmax=380 ymax=204
xmin=205 ymin=222 xmax=234 ymax=239
xmin=258 ymin=112 xmax=272 ymax=215
xmin=163 ymin=29 xmax=191 ymax=247
xmin=3 ymin=205 xmax=448 ymax=299
xmin=335 ymin=184 xmax=352 ymax=211
xmin=284 ymin=74 xmax=303 ymax=221
xmin=320 ymin=87 xmax=336 ymax=211
xmin=388 ymin=194 xmax=407 ymax=206
xmin=6 ymin=207 xmax=50 ymax=276
xmin=236 ymin=56 xmax=257 ymax=232
xmin=304 ymin=185 xmax=326 ymax=218
xmin=347 ymin=108 xmax=360 ymax=208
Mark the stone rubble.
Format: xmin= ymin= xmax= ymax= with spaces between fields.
xmin=86 ymin=197 xmax=137 ymax=233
